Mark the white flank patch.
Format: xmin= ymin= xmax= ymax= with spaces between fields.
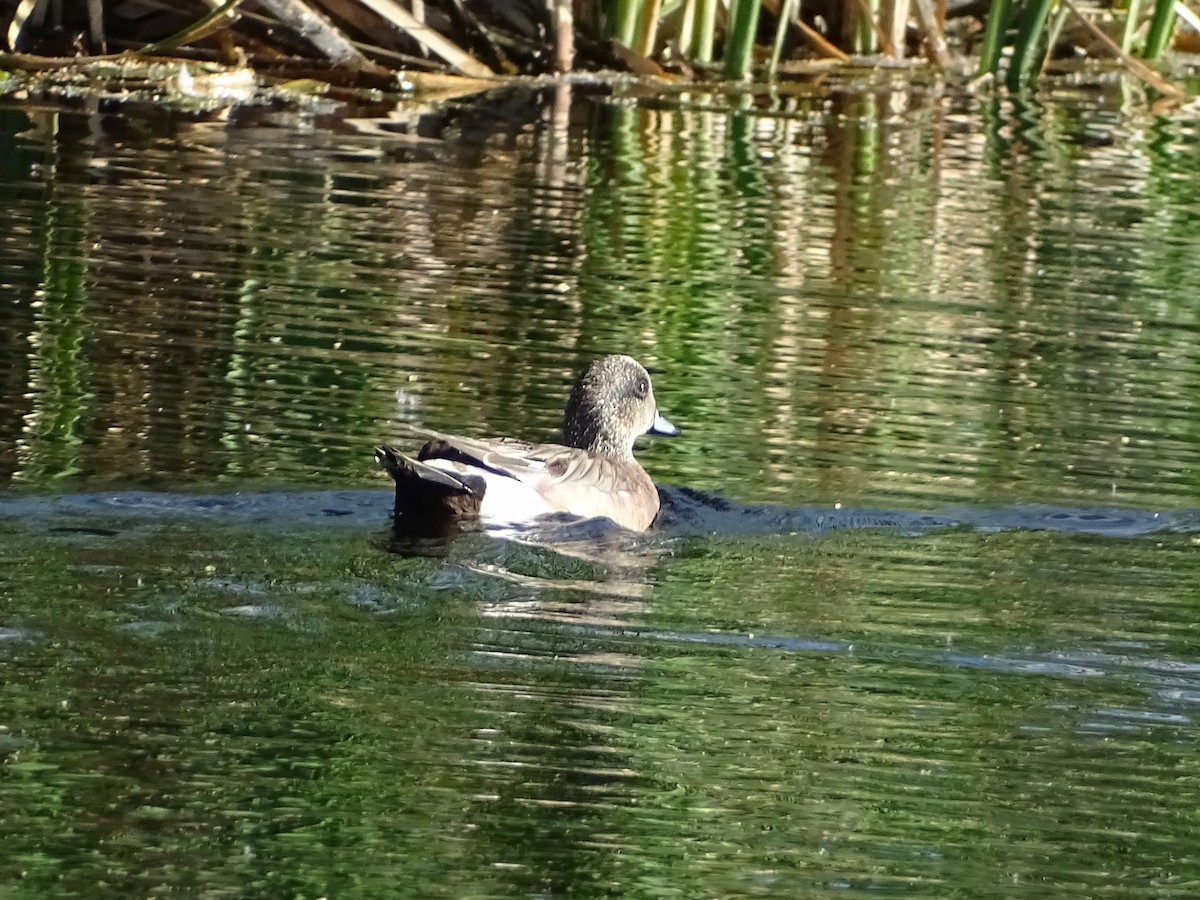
xmin=426 ymin=459 xmax=556 ymax=522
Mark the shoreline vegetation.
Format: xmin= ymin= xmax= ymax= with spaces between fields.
xmin=0 ymin=0 xmax=1195 ymax=108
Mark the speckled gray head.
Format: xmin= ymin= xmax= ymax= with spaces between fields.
xmin=562 ymin=355 xmax=677 ymax=460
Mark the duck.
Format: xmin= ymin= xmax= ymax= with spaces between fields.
xmin=376 ymin=355 xmax=677 ymax=532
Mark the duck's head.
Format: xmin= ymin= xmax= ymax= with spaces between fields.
xmin=563 ymin=355 xmax=677 ymax=459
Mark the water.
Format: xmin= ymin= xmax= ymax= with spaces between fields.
xmin=2 ymin=81 xmax=1200 ymax=897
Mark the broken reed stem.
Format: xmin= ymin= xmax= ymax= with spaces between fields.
xmin=140 ymin=0 xmax=242 ymax=55
xmin=911 ymin=0 xmax=955 ymax=70
xmin=252 ymin=0 xmax=372 ymax=69
xmin=355 ymin=0 xmax=494 ymax=76
xmin=552 ymin=0 xmax=573 ymax=72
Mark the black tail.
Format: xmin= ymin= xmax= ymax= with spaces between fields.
xmin=375 ymin=447 xmax=485 ymax=530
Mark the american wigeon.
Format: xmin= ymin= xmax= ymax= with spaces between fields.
xmin=377 ymin=355 xmax=678 ymax=532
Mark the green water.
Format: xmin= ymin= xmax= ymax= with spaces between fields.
xmin=2 ymin=83 xmax=1200 ymax=897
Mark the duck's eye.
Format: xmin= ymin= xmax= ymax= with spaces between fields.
xmin=633 ymin=378 xmax=649 ymax=399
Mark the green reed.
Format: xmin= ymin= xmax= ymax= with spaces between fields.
xmin=724 ymin=0 xmax=764 ymax=78
xmin=1006 ymin=0 xmax=1055 ymax=89
xmin=692 ymin=0 xmax=718 ymax=63
xmin=1120 ymin=0 xmax=1144 ymax=52
xmin=1143 ymin=0 xmax=1177 ymax=58
xmin=977 ymin=0 xmax=1013 ymax=76
xmin=591 ymin=0 xmax=1185 ymax=89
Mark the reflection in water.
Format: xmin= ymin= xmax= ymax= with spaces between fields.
xmin=2 ymin=88 xmax=1198 ymax=510
xmin=2 ymin=84 xmax=1200 ymax=897
xmin=3 ymin=508 xmax=1199 ymax=896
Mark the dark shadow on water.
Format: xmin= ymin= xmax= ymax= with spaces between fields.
xmin=1 ymin=485 xmax=1197 ymax=541
xmin=655 ymin=485 xmax=1200 ymax=539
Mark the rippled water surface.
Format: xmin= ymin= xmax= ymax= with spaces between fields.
xmin=3 ymin=83 xmax=1200 ymax=897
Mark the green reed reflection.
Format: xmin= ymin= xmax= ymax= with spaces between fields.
xmin=1 ymin=87 xmax=1199 ymax=512
xmin=17 ymin=171 xmax=90 ymax=483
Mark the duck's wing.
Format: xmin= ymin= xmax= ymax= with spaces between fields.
xmin=413 ymin=430 xmax=659 ymax=530
xmin=415 ymin=431 xmax=615 ymax=484
xmin=415 ymin=431 xmax=555 ymax=483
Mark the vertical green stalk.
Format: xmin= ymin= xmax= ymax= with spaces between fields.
xmin=614 ymin=0 xmax=641 ymax=45
xmin=692 ymin=0 xmax=717 ymax=63
xmin=633 ymin=0 xmax=663 ymax=56
xmin=724 ymin=0 xmax=763 ymax=79
xmin=768 ymin=0 xmax=799 ymax=79
xmin=1006 ymin=0 xmax=1055 ymax=89
xmin=858 ymin=0 xmax=878 ymax=54
xmin=679 ymin=0 xmax=696 ymax=54
xmin=977 ymin=0 xmax=1012 ymax=76
xmin=1044 ymin=2 xmax=1070 ymax=64
xmin=884 ymin=0 xmax=912 ymax=59
xmin=1120 ymin=0 xmax=1143 ymax=53
xmin=1143 ymin=0 xmax=1175 ymax=58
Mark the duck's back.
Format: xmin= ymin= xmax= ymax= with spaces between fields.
xmin=418 ymin=435 xmax=660 ymax=531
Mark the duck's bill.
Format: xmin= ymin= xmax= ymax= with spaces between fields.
xmin=648 ymin=412 xmax=679 ymax=437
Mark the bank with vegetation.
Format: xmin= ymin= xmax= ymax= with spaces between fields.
xmin=1 ymin=0 xmax=1196 ymax=104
